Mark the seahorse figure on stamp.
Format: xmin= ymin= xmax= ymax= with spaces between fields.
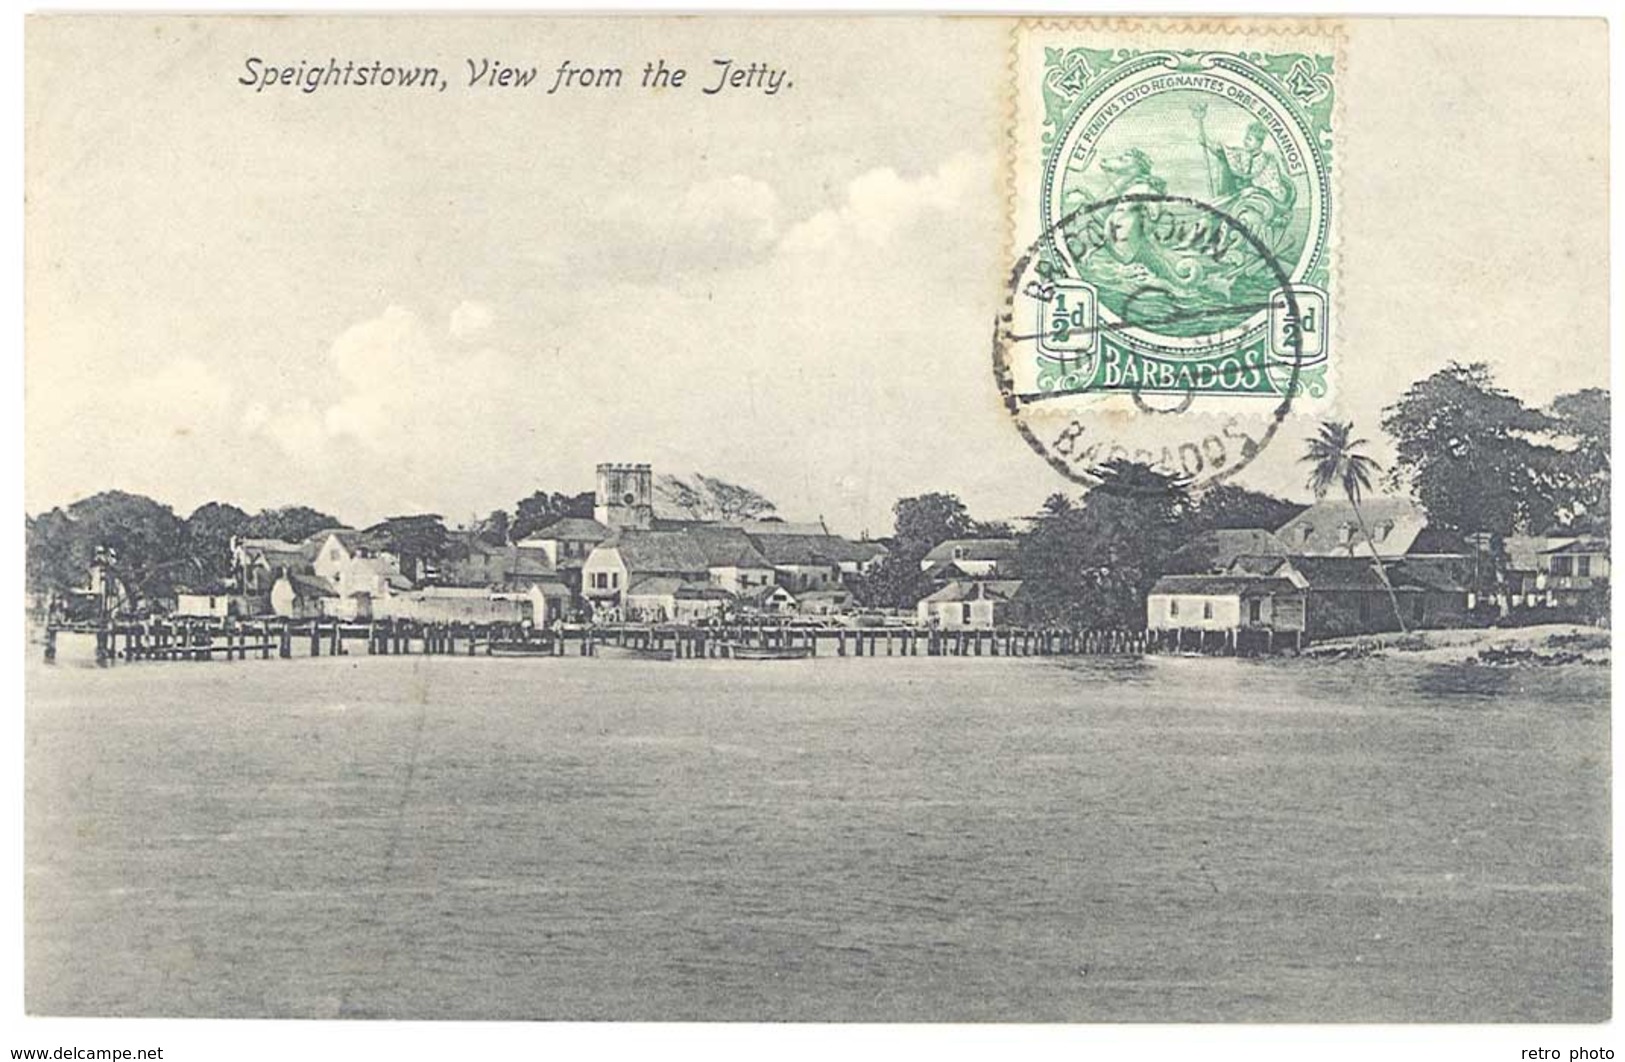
xmin=1064 ymin=98 xmax=1304 ymax=333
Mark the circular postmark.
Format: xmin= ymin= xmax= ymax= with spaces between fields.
xmin=996 ymin=47 xmax=1334 ymax=496
xmin=994 ymin=192 xmax=1305 ymax=496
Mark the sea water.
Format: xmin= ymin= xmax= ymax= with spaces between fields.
xmin=24 ymin=652 xmax=1610 ymax=1021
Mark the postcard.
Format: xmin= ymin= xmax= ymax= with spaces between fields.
xmin=21 ymin=14 xmax=1610 ymax=1030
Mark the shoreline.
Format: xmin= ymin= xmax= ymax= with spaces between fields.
xmin=1302 ymin=623 xmax=1610 ymax=667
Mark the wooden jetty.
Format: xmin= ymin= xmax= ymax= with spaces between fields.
xmin=43 ymin=616 xmax=1297 ymax=667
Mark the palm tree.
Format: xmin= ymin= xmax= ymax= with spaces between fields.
xmin=1301 ymin=421 xmax=1408 ymax=633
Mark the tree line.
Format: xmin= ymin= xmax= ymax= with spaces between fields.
xmin=25 ymin=365 xmax=1608 ymax=623
xmin=853 ymin=365 xmax=1609 ymax=626
xmin=24 ymin=474 xmax=776 ymax=602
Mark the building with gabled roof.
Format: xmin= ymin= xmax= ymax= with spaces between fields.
xmin=917 ymin=578 xmax=1026 ymax=629
xmin=270 ymin=571 xmax=338 ymax=619
xmin=730 ymin=518 xmax=830 ymax=537
xmin=1164 ymin=529 xmax=1291 ymax=575
xmin=687 ymin=525 xmax=777 ymax=594
xmin=745 ymin=532 xmax=850 ymax=592
xmin=581 ymin=529 xmax=710 ymax=617
xmin=624 ymin=576 xmax=730 ymax=624
xmin=1504 ymin=533 xmax=1610 ymax=614
xmin=920 ymin=538 xmax=1020 ymax=579
xmin=518 ymin=516 xmax=612 ymax=569
xmin=737 ymin=582 xmax=798 ymax=614
xmin=1274 ymin=497 xmax=1431 ymax=558
xmin=231 ymin=536 xmax=308 ymax=596
xmin=1147 ymin=573 xmax=1307 ymax=637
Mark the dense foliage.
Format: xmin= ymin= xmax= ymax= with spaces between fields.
xmin=25 ymin=371 xmax=1610 ymax=626
xmin=1381 ymin=363 xmax=1608 ymax=536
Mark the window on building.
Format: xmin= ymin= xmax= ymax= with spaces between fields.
xmin=611 ymin=572 xmax=619 ymax=588
xmin=1337 ymin=524 xmax=1353 ymax=545
xmin=1248 ymin=598 xmax=1262 ymax=624
xmin=1169 ymin=599 xmax=1180 ymax=617
xmin=1578 ymin=555 xmax=1592 ymax=577
xmin=1202 ymin=602 xmax=1214 ymax=620
xmin=1553 ymin=556 xmax=1573 ymax=577
xmin=962 ymin=603 xmax=972 ymax=624
xmin=1375 ymin=521 xmax=1393 ymax=542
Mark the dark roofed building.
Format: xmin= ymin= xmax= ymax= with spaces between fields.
xmin=232 ymin=536 xmax=309 ymax=594
xmin=1286 ymin=555 xmax=1467 ymax=636
xmin=746 ymin=533 xmax=848 ymax=566
xmin=917 ymin=578 xmax=1026 ymax=629
xmin=1147 ymin=573 xmax=1307 ymax=640
xmin=731 ymin=519 xmax=831 ymax=537
xmin=608 ymin=530 xmax=711 ymax=574
xmin=743 ymin=532 xmax=853 ymax=592
xmin=1275 ymin=497 xmax=1432 ymax=558
xmin=581 ymin=529 xmax=711 ymax=616
xmin=687 ymin=525 xmax=774 ymax=570
xmin=1165 ymin=529 xmax=1290 ymax=575
xmin=270 ymin=571 xmax=338 ymax=619
xmin=517 ymin=516 xmax=612 ymax=569
xmin=441 ymin=532 xmax=562 ymax=589
xmin=921 ymin=538 xmax=1020 ymax=570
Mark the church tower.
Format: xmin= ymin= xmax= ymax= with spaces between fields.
xmin=594 ymin=462 xmax=654 ymax=531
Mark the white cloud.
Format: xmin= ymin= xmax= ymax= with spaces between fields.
xmin=449 ymin=300 xmax=495 ymax=341
xmin=320 ymin=306 xmax=436 ymax=449
xmin=255 ymin=399 xmax=328 ymax=465
xmin=234 ymin=151 xmax=1023 ymax=530
xmin=779 ymin=152 xmax=993 ymax=254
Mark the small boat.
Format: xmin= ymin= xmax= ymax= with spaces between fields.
xmin=487 ymin=640 xmax=557 ymax=656
xmin=595 ymin=643 xmax=676 ymax=662
xmin=726 ymin=643 xmax=814 ymax=661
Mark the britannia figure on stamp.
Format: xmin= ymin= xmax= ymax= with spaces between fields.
xmin=1191 ymin=101 xmax=1297 ymax=255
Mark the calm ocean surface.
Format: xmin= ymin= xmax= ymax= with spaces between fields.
xmin=24 ymin=649 xmax=1610 ymax=1021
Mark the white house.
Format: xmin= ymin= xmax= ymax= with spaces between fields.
xmin=518 ymin=516 xmax=611 ymax=569
xmin=582 ymin=530 xmax=710 ymax=615
xmin=920 ymin=539 xmax=1020 ymax=579
xmin=174 ymin=590 xmax=233 ymax=618
xmin=688 ymin=525 xmax=777 ymax=594
xmin=1145 ymin=574 xmax=1307 ymax=634
xmin=270 ymin=572 xmax=338 ymax=619
xmin=623 ymin=576 xmax=730 ymax=624
xmin=301 ymin=529 xmax=414 ymax=607
xmin=917 ymin=579 xmax=1025 ymax=629
xmin=746 ymin=533 xmax=846 ymax=592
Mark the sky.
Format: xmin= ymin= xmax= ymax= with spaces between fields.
xmin=24 ymin=17 xmax=1610 ymax=538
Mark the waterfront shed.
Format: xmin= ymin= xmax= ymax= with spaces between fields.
xmin=1146 ymin=574 xmax=1306 ymax=634
xmin=917 ymin=579 xmax=1025 ymax=629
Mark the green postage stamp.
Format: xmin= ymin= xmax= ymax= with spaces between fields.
xmin=1000 ymin=20 xmax=1342 ymax=487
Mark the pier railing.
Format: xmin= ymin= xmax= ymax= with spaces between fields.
xmin=42 ymin=617 xmax=1300 ymax=665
